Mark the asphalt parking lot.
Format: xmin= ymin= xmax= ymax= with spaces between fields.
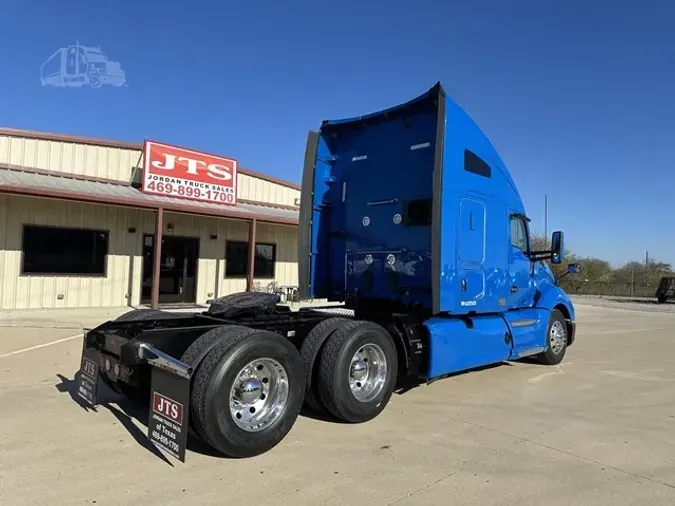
xmin=1 ymin=300 xmax=674 ymax=505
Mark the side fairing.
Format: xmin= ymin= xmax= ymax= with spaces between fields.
xmin=298 ymin=131 xmax=332 ymax=300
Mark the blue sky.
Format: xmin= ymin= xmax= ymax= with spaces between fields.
xmin=0 ymin=0 xmax=673 ymax=267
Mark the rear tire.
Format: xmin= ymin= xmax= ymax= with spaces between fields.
xmin=536 ymin=309 xmax=568 ymax=365
xmin=179 ymin=325 xmax=253 ymax=440
xmin=191 ymin=330 xmax=305 ymax=458
xmin=317 ymin=320 xmax=398 ymax=423
xmin=300 ymin=317 xmax=350 ymax=413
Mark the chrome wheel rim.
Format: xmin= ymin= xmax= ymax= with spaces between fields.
xmin=349 ymin=344 xmax=387 ymax=402
xmin=550 ymin=320 xmax=567 ymax=354
xmin=229 ymin=358 xmax=289 ymax=432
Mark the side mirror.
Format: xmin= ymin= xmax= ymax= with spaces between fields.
xmin=567 ymin=263 xmax=581 ymax=274
xmin=551 ymin=231 xmax=564 ymax=264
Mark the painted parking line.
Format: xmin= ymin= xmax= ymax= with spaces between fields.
xmin=0 ymin=333 xmax=83 ymax=359
xmin=587 ymin=327 xmax=671 ymax=335
xmin=575 ymin=303 xmax=675 ymax=315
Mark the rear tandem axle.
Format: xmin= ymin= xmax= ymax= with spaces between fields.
xmin=77 ymin=292 xmax=426 ymax=462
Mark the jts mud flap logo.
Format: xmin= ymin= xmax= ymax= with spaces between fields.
xmin=147 ymin=365 xmax=191 ymax=462
xmin=152 ymin=392 xmax=183 ymax=425
xmin=76 ymin=349 xmax=101 ymax=407
xmin=82 ymin=357 xmax=97 ymax=377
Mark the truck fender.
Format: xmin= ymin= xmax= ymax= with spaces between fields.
xmin=535 ymin=286 xmax=576 ymax=345
xmin=383 ymin=316 xmax=429 ymax=381
xmin=384 ymin=322 xmax=411 ymax=378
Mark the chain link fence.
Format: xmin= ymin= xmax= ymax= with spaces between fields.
xmin=558 ymin=280 xmax=658 ymax=299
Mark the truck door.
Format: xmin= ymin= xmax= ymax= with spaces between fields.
xmin=507 ymin=213 xmax=535 ymax=308
xmin=458 ymin=198 xmax=486 ymax=307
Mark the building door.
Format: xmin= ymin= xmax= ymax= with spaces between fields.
xmin=141 ymin=235 xmax=199 ymax=305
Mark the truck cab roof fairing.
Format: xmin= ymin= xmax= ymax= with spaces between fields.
xmin=320 ymin=82 xmax=446 ymax=131
xmin=318 ymin=81 xmax=523 ymax=217
xmin=316 ymin=82 xmax=448 ymax=313
xmin=299 ymin=82 xmax=526 ymax=314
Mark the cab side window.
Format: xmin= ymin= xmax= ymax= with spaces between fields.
xmin=510 ymin=216 xmax=529 ymax=252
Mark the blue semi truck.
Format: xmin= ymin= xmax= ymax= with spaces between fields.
xmin=76 ymin=82 xmax=579 ymax=462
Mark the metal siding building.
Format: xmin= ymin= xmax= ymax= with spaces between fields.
xmin=0 ymin=129 xmax=301 ymax=310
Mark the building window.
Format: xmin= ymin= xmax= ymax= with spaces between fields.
xmin=464 ymin=149 xmax=492 ymax=178
xmin=225 ymin=241 xmax=277 ymax=278
xmin=510 ymin=216 xmax=529 ymax=252
xmin=225 ymin=241 xmax=249 ymax=277
xmin=22 ymin=225 xmax=109 ymax=276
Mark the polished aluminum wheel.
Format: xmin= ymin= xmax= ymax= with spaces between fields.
xmin=549 ymin=320 xmax=567 ymax=354
xmin=349 ymin=344 xmax=388 ymax=402
xmin=229 ymin=358 xmax=289 ymax=432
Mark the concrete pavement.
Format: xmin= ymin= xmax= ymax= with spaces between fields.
xmin=0 ymin=300 xmax=674 ymax=505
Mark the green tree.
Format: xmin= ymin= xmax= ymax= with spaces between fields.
xmin=573 ymin=257 xmax=613 ymax=282
xmin=527 ymin=232 xmax=672 ymax=297
xmin=612 ymin=259 xmax=672 ymax=287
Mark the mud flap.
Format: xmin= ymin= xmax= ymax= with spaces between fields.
xmin=76 ymin=336 xmax=102 ymax=407
xmin=141 ymin=344 xmax=193 ymax=463
xmin=147 ymin=366 xmax=191 ymax=462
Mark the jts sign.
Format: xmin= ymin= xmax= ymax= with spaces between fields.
xmin=142 ymin=140 xmax=238 ymax=205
